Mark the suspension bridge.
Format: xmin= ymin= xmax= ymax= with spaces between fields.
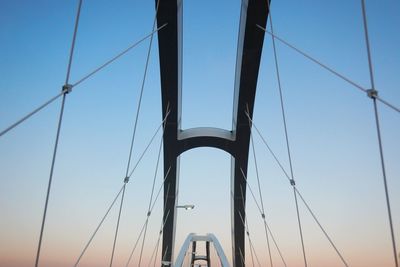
xmin=0 ymin=0 xmax=399 ymax=266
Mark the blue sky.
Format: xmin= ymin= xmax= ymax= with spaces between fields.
xmin=0 ymin=0 xmax=399 ymax=266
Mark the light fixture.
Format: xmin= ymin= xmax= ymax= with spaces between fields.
xmin=176 ymin=204 xmax=195 ymax=210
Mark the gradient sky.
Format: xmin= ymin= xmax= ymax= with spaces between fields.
xmin=0 ymin=0 xmax=399 ymax=267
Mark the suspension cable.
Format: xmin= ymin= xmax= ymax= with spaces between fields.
xmin=125 ymin=168 xmax=171 ymax=267
xmin=74 ymin=184 xmax=125 ymax=267
xmin=0 ymin=92 xmax=63 ymax=138
xmin=128 ymin=108 xmax=170 ymax=179
xmin=239 ymin=211 xmax=263 ymax=267
xmin=138 ymin=126 xmax=165 ymax=267
xmin=109 ymin=4 xmax=164 ymax=259
xmin=125 ymin=217 xmax=149 ymax=267
xmin=239 ymin=247 xmax=246 ymax=266
xmin=161 ymin=245 xmax=169 ymax=267
xmin=294 ymin=188 xmax=349 ymax=267
xmin=151 ymin=183 xmax=171 ymax=267
xmin=256 ymin=24 xmax=400 ymax=114
xmin=260 ymin=1 xmax=309 ymax=264
xmin=34 ymin=1 xmax=83 ymax=266
xmin=246 ymin=117 xmax=349 ymax=266
xmin=239 ymin=187 xmax=263 ymax=267
xmin=240 ymin=169 xmax=287 ymax=267
xmin=240 ymin=169 xmax=263 ymax=215
xmin=126 ymin=183 xmax=170 ymax=267
xmin=360 ymin=1 xmax=398 ymax=266
xmin=109 ymin=107 xmax=169 ymax=267
xmin=238 ymin=212 xmax=257 ymax=267
xmin=65 ymin=0 xmax=83 ymax=84
xmin=248 ymin=132 xmax=273 ymax=267
xmin=109 ymin=183 xmax=127 ymax=267
xmin=35 ymin=94 xmax=68 ymax=267
xmin=108 ymin=50 xmax=168 ymax=263
xmin=0 ymin=24 xmax=167 ymax=139
xmin=147 ymin=210 xmax=170 ymax=267
xmin=73 ymin=118 xmax=164 ymax=266
xmin=72 ymin=23 xmax=167 ymax=88
xmin=245 ymin=111 xmax=291 ymax=183
xmin=239 ymin=187 xmax=256 ymax=267
xmin=124 ymin=0 xmax=162 ymax=180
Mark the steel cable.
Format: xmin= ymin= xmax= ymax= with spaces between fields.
xmin=360 ymin=1 xmax=398 ymax=266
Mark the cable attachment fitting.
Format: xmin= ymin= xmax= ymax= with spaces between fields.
xmin=290 ymin=179 xmax=296 ymax=186
xmin=62 ymin=84 xmax=73 ymax=94
xmin=367 ymin=89 xmax=378 ymax=99
xmin=246 ymin=231 xmax=250 ymax=236
xmin=124 ymin=176 xmax=129 ymax=183
xmin=261 ymin=213 xmax=266 ymax=219
xmin=147 ymin=211 xmax=151 ymax=217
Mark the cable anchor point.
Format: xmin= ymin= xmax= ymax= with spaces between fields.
xmin=290 ymin=179 xmax=296 ymax=186
xmin=261 ymin=213 xmax=266 ymax=219
xmin=367 ymin=88 xmax=378 ymax=99
xmin=124 ymin=176 xmax=130 ymax=183
xmin=62 ymin=84 xmax=73 ymax=94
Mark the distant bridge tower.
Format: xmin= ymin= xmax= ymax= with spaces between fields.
xmin=174 ymin=233 xmax=231 ymax=267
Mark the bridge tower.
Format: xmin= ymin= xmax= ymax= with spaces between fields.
xmin=156 ymin=0 xmax=269 ymax=266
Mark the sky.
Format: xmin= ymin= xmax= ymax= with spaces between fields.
xmin=0 ymin=0 xmax=399 ymax=267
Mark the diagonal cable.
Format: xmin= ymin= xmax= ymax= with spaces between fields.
xmin=239 ymin=247 xmax=246 ymax=267
xmin=109 ymin=5 xmax=165 ymax=260
xmin=34 ymin=1 xmax=83 ymax=266
xmin=256 ymin=24 xmax=400 ymax=114
xmin=73 ymin=118 xmax=164 ymax=266
xmin=72 ymin=23 xmax=167 ymax=88
xmin=161 ymin=245 xmax=169 ymax=267
xmin=238 ymin=210 xmax=262 ymax=267
xmin=251 ymin=140 xmax=273 ymax=267
xmin=138 ymin=126 xmax=165 ymax=267
xmin=109 ymin=183 xmax=127 ymax=267
xmin=239 ymin=187 xmax=262 ymax=267
xmin=294 ymin=188 xmax=349 ymax=267
xmin=108 ymin=106 xmax=169 ymax=267
xmin=74 ymin=184 xmax=125 ymax=267
xmin=246 ymin=116 xmax=349 ymax=266
xmin=0 ymin=92 xmax=63 ymax=138
xmin=128 ymin=108 xmax=170 ymax=179
xmin=109 ymin=106 xmax=169 ymax=267
xmin=124 ymin=0 xmax=162 ymax=180
xmin=0 ymin=24 xmax=167 ymax=139
xmin=147 ymin=209 xmax=170 ymax=267
xmin=245 ymin=111 xmax=291 ymax=183
xmin=151 ymin=183 xmax=171 ymax=267
xmin=125 ymin=167 xmax=171 ymax=267
xmin=246 ymin=111 xmax=274 ymax=266
xmin=259 ymin=1 xmax=309 ymax=263
xmin=125 ymin=179 xmax=171 ymax=267
xmin=240 ymin=169 xmax=287 ymax=267
xmin=360 ymin=1 xmax=398 ymax=266
xmin=240 ymin=189 xmax=256 ymax=267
